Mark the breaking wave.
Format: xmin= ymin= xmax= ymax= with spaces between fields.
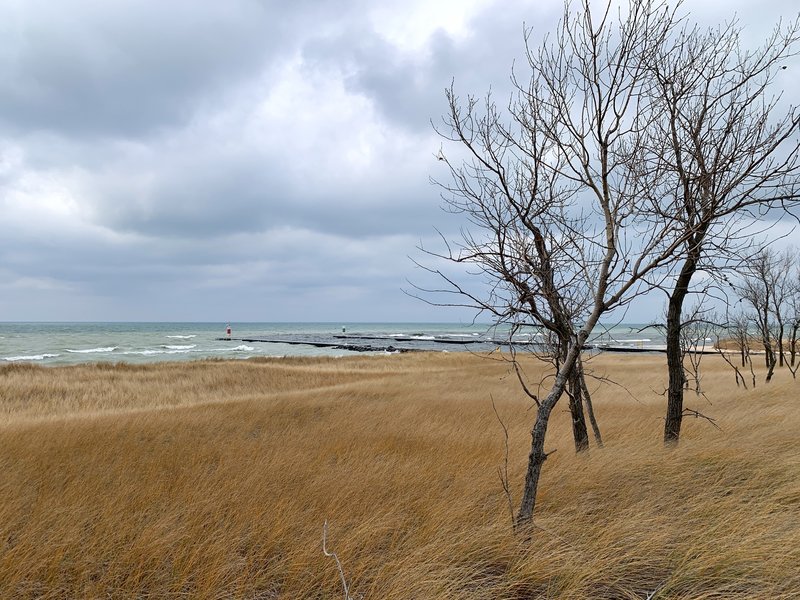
xmin=65 ymin=347 xmax=117 ymax=354
xmin=120 ymin=347 xmax=199 ymax=356
xmin=230 ymin=345 xmax=255 ymax=352
xmin=4 ymin=353 xmax=60 ymax=362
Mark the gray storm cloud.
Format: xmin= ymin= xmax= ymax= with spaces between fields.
xmin=0 ymin=0 xmax=797 ymax=321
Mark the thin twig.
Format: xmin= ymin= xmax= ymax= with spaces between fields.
xmin=322 ymin=520 xmax=354 ymax=600
xmin=682 ymin=407 xmax=722 ymax=431
xmin=490 ymin=395 xmax=516 ymax=530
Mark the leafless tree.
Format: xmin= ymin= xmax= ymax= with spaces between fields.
xmin=736 ymin=247 xmax=797 ymax=382
xmin=638 ymin=15 xmax=800 ymax=444
xmin=714 ymin=308 xmax=755 ymax=388
xmin=426 ymin=0 xmax=800 ymax=525
xmin=729 ymin=310 xmax=754 ymax=369
xmin=425 ymin=0 xmax=695 ymax=527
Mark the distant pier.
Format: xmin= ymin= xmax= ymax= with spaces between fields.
xmin=216 ymin=337 xmax=420 ymax=353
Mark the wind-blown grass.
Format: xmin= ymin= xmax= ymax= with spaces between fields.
xmin=1 ymin=353 xmax=798 ymax=598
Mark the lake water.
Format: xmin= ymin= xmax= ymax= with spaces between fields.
xmin=0 ymin=322 xmax=669 ymax=366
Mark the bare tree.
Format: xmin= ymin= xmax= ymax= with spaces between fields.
xmin=729 ymin=310 xmax=754 ymax=369
xmin=736 ymin=247 xmax=797 ymax=382
xmin=639 ymin=16 xmax=800 ymax=444
xmin=427 ymin=0 xmax=799 ymax=525
xmin=426 ymin=0 xmax=693 ymax=527
xmin=715 ymin=308 xmax=755 ymax=388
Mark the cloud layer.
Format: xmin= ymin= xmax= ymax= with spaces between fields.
xmin=0 ymin=0 xmax=796 ymax=321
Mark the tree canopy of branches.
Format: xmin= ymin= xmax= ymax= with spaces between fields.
xmin=426 ymin=0 xmax=800 ymax=527
xmin=427 ymin=0 xmax=696 ymax=527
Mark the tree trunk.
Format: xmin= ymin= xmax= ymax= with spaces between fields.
xmin=567 ymin=369 xmax=590 ymax=452
xmin=740 ymin=337 xmax=747 ymax=367
xmin=516 ymin=335 xmax=586 ymax=527
xmin=765 ymin=345 xmax=777 ymax=383
xmin=758 ymin=305 xmax=775 ymax=379
xmin=554 ymin=329 xmax=590 ymax=454
xmin=578 ymin=359 xmax=603 ymax=447
xmin=664 ymin=254 xmax=697 ymax=446
xmin=516 ymin=391 xmax=558 ymax=527
xmin=762 ymin=313 xmax=771 ymax=368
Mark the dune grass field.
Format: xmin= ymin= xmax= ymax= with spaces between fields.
xmin=1 ymin=352 xmax=799 ymax=599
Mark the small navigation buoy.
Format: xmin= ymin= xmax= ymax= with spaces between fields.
xmin=226 ymin=323 xmax=231 ymax=339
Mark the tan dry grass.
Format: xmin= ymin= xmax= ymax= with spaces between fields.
xmin=0 ymin=352 xmax=798 ymax=599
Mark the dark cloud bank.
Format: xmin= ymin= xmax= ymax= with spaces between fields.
xmin=0 ymin=0 xmax=796 ymax=321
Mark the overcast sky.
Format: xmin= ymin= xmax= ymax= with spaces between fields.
xmin=1 ymin=0 xmax=797 ymax=322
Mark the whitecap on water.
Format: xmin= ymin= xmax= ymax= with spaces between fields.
xmin=65 ymin=347 xmax=117 ymax=354
xmin=121 ymin=347 xmax=197 ymax=355
xmin=4 ymin=353 xmax=60 ymax=362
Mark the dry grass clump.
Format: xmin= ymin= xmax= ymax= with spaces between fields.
xmin=1 ymin=352 xmax=798 ymax=598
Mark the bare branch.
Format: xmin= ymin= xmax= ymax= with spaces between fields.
xmin=490 ymin=395 xmax=516 ymax=530
xmin=322 ymin=521 xmax=355 ymax=600
xmin=681 ymin=407 xmax=722 ymax=431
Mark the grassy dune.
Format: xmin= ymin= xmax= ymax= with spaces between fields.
xmin=1 ymin=353 xmax=798 ymax=599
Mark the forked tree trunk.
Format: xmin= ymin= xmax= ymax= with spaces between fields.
xmin=516 ymin=333 xmax=589 ymax=527
xmin=554 ymin=329 xmax=591 ymax=454
xmin=578 ymin=360 xmax=603 ymax=448
xmin=567 ymin=368 xmax=590 ymax=452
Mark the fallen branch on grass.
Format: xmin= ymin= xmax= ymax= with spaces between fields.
xmin=322 ymin=520 xmax=356 ymax=600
